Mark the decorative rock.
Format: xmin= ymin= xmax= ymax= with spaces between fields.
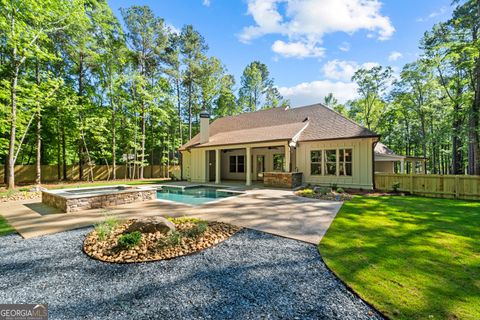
xmin=84 ymin=218 xmax=241 ymax=264
xmin=123 ymin=217 xmax=175 ymax=235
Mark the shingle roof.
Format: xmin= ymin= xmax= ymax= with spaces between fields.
xmin=180 ymin=103 xmax=378 ymax=150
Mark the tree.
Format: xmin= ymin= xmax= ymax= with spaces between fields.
xmin=121 ymin=5 xmax=168 ymax=179
xmin=0 ymin=0 xmax=82 ymax=189
xmin=215 ymin=74 xmax=240 ymax=117
xmin=351 ymin=66 xmax=393 ymax=131
xmin=238 ymin=61 xmax=273 ymax=112
xmin=180 ymin=25 xmax=208 ymax=139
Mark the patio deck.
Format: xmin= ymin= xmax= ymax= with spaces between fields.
xmin=0 ymin=183 xmax=342 ymax=244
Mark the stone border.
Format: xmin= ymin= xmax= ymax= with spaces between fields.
xmin=42 ymin=186 xmax=156 ymax=213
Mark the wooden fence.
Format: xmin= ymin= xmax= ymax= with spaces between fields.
xmin=0 ymin=165 xmax=181 ymax=184
xmin=375 ymin=173 xmax=480 ymax=201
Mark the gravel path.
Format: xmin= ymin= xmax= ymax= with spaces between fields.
xmin=0 ymin=228 xmax=382 ymax=319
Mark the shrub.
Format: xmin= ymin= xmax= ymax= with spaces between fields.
xmin=118 ymin=231 xmax=142 ymax=249
xmin=169 ymin=230 xmax=182 ymax=245
xmin=316 ymin=186 xmax=330 ymax=195
xmin=336 ymin=187 xmax=345 ymax=193
xmin=185 ymin=221 xmax=209 ymax=238
xmin=166 ymin=216 xmax=205 ymax=224
xmin=298 ymin=188 xmax=315 ymax=197
xmin=392 ymin=182 xmax=401 ymax=193
xmin=331 ymin=183 xmax=338 ymax=191
xmin=94 ymin=213 xmax=119 ymax=241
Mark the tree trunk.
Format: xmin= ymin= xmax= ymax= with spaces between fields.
xmin=78 ymin=52 xmax=84 ymax=181
xmin=62 ymin=120 xmax=67 ymax=180
xmin=469 ymin=11 xmax=480 ymax=175
xmin=140 ymin=101 xmax=145 ymax=179
xmin=111 ymin=82 xmax=116 ymax=180
xmin=452 ymin=103 xmax=463 ymax=174
xmin=35 ymin=59 xmax=41 ymax=186
xmin=7 ymin=62 xmax=19 ymax=190
xmin=176 ymin=77 xmax=183 ymax=145
xmin=188 ymin=80 xmax=192 ymax=139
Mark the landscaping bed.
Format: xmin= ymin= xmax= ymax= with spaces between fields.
xmin=84 ymin=216 xmax=241 ymax=263
xmin=296 ymin=186 xmax=353 ymax=201
xmin=0 ymin=190 xmax=41 ymax=202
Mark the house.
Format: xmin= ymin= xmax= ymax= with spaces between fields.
xmin=374 ymin=142 xmax=427 ymax=174
xmin=179 ymin=103 xmax=380 ymax=189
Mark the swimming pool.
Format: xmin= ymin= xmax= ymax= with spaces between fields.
xmin=156 ymin=186 xmax=241 ymax=205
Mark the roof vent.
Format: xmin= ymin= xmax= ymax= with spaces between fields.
xmin=302 ymin=117 xmax=309 ymax=122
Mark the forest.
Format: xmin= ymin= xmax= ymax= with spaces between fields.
xmin=0 ymin=0 xmax=479 ymax=189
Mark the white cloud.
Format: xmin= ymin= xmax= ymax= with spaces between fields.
xmin=339 ymin=41 xmax=350 ymax=52
xmin=278 ymin=80 xmax=358 ymax=105
xmin=388 ymin=51 xmax=403 ymax=61
xmin=202 ymin=0 xmax=211 ymax=7
xmin=417 ymin=6 xmax=447 ymax=22
xmin=272 ymin=40 xmax=325 ymax=58
xmin=239 ymin=0 xmax=395 ymax=58
xmin=166 ymin=23 xmax=180 ymax=35
xmin=322 ymin=59 xmax=379 ymax=81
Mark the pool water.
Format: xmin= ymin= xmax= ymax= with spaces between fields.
xmin=156 ymin=186 xmax=239 ymax=205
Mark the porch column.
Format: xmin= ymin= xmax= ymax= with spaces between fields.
xmin=215 ymin=149 xmax=221 ymax=184
xmin=284 ymin=144 xmax=291 ymax=172
xmin=246 ymin=147 xmax=252 ymax=186
xmin=400 ymin=159 xmax=405 ymax=174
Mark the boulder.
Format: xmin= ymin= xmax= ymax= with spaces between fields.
xmin=123 ymin=217 xmax=175 ymax=235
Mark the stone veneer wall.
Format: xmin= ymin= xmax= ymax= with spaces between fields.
xmin=263 ymin=172 xmax=303 ymax=189
xmin=42 ymin=189 xmax=156 ymax=213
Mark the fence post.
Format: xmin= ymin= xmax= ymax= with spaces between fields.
xmin=455 ymin=175 xmax=459 ymax=199
xmin=409 ymin=172 xmax=414 ymax=195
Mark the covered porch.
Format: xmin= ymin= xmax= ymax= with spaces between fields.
xmin=183 ymin=141 xmax=302 ymax=188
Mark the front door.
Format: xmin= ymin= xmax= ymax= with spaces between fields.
xmin=256 ymin=155 xmax=265 ymax=181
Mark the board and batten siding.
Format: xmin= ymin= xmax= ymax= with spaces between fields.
xmin=181 ymin=142 xmax=288 ymax=183
xmin=296 ymin=138 xmax=375 ymax=189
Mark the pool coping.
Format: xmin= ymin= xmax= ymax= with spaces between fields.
xmin=156 ymin=184 xmax=247 ymax=206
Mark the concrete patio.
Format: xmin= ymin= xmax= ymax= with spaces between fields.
xmin=0 ymin=184 xmax=343 ymax=244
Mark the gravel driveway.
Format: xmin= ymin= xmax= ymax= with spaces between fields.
xmin=0 ymin=228 xmax=382 ymax=319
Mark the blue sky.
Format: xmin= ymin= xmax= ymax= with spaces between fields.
xmin=108 ymin=0 xmax=453 ymax=106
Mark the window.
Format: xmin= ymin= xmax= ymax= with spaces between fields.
xmin=273 ymin=154 xmax=284 ymax=171
xmin=339 ymin=148 xmax=352 ymax=176
xmin=310 ymin=148 xmax=353 ymax=177
xmin=325 ymin=150 xmax=337 ymax=175
xmin=237 ymin=155 xmax=245 ymax=173
xmin=310 ymin=151 xmax=322 ymax=175
xmin=229 ymin=155 xmax=245 ymax=173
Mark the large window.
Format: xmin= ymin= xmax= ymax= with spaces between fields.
xmin=339 ymin=148 xmax=352 ymax=176
xmin=325 ymin=150 xmax=337 ymax=175
xmin=310 ymin=148 xmax=353 ymax=177
xmin=229 ymin=155 xmax=245 ymax=173
xmin=310 ymin=151 xmax=322 ymax=175
xmin=273 ymin=154 xmax=284 ymax=171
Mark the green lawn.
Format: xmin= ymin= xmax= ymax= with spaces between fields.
xmin=0 ymin=215 xmax=14 ymax=236
xmin=319 ymin=196 xmax=480 ymax=320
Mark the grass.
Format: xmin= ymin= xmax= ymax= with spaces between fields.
xmin=0 ymin=215 xmax=15 ymax=236
xmin=319 ymin=196 xmax=480 ymax=320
